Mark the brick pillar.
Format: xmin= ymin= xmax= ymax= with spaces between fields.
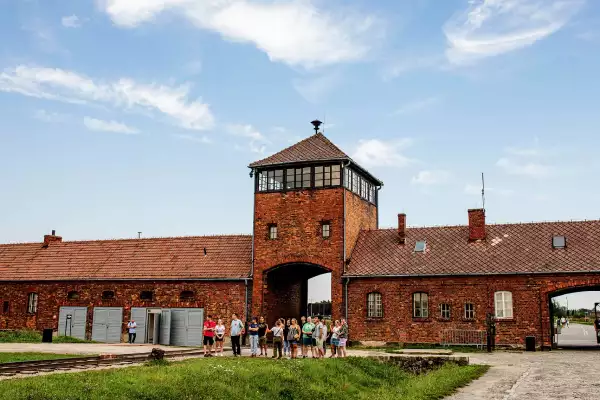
xmin=468 ymin=209 xmax=486 ymax=241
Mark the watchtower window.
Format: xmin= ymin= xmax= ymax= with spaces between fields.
xmin=258 ymin=170 xmax=283 ymax=192
xmin=268 ymin=224 xmax=278 ymax=240
xmin=302 ymin=167 xmax=311 ymax=188
xmin=322 ymin=222 xmax=330 ymax=238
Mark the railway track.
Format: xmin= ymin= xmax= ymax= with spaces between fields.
xmin=0 ymin=348 xmax=207 ymax=378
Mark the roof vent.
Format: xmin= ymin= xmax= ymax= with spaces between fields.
xmin=414 ymin=240 xmax=426 ymax=253
xmin=552 ymin=235 xmax=566 ymax=249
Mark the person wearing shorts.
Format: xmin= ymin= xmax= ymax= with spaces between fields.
xmin=330 ymin=320 xmax=340 ymax=358
xmin=203 ymin=315 xmax=216 ymax=357
xmin=301 ymin=316 xmax=315 ymax=358
xmin=313 ymin=317 xmax=323 ymax=358
xmin=214 ymin=318 xmax=226 ymax=356
xmin=288 ymin=318 xmax=301 ymax=359
xmin=337 ymin=318 xmax=348 ymax=358
xmin=258 ymin=316 xmax=268 ymax=356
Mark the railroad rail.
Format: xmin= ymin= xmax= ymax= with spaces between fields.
xmin=0 ymin=348 xmax=206 ymax=377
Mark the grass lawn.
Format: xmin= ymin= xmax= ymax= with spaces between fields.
xmin=0 ymin=357 xmax=488 ymax=400
xmin=0 ymin=330 xmax=96 ymax=344
xmin=0 ymin=353 xmax=81 ymax=364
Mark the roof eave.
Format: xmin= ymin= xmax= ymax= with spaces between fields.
xmin=342 ymin=269 xmax=600 ymax=279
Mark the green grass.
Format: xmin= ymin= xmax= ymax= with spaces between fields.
xmin=0 ymin=357 xmax=488 ymax=400
xmin=0 ymin=330 xmax=96 ymax=344
xmin=0 ymin=353 xmax=81 ymax=364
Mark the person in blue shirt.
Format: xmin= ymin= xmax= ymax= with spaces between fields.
xmin=248 ymin=317 xmax=259 ymax=357
xmin=230 ymin=313 xmax=244 ymax=357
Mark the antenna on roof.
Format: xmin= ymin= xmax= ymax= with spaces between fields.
xmin=311 ymin=119 xmax=322 ymax=134
xmin=481 ymin=172 xmax=486 ymax=211
xmin=323 ymin=112 xmax=326 ymax=134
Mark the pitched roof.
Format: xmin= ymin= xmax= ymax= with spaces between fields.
xmin=249 ymin=133 xmax=349 ymax=168
xmin=346 ymin=220 xmax=600 ymax=277
xmin=0 ymin=235 xmax=252 ymax=281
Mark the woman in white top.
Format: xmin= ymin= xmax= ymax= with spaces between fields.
xmin=215 ymin=319 xmax=226 ymax=356
xmin=270 ymin=319 xmax=284 ymax=359
xmin=330 ymin=320 xmax=340 ymax=358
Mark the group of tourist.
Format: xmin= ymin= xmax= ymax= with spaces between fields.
xmin=202 ymin=313 xmax=349 ymax=358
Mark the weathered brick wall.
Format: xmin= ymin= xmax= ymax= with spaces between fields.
xmin=347 ymin=274 xmax=600 ymax=348
xmin=0 ymin=280 xmax=247 ymax=339
xmin=252 ymin=189 xmax=346 ymax=322
xmin=344 ymin=190 xmax=378 ymax=261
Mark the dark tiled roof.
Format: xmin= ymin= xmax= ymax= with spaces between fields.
xmin=249 ymin=133 xmax=349 ymax=168
xmin=0 ymin=235 xmax=252 ymax=281
xmin=346 ymin=221 xmax=600 ymax=277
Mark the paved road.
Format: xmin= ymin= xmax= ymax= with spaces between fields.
xmin=556 ymin=323 xmax=599 ymax=347
xmin=448 ymin=350 xmax=600 ymax=400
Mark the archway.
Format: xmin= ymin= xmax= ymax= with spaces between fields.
xmin=261 ymin=263 xmax=331 ymax=325
xmin=548 ymin=285 xmax=600 ymax=349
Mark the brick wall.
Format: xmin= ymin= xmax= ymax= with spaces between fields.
xmin=0 ymin=280 xmax=247 ymax=339
xmin=347 ymin=273 xmax=600 ymax=348
xmin=344 ymin=190 xmax=378 ymax=260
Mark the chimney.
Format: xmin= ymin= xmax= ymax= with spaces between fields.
xmin=468 ymin=209 xmax=486 ymax=241
xmin=398 ymin=213 xmax=406 ymax=244
xmin=43 ymin=230 xmax=62 ymax=246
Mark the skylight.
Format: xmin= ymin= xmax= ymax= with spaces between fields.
xmin=552 ymin=235 xmax=566 ymax=249
xmin=414 ymin=241 xmax=426 ymax=253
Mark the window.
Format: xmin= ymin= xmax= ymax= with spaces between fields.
xmin=552 ymin=235 xmax=566 ymax=249
xmin=286 ymin=169 xmax=296 ymax=189
xmin=413 ymin=292 xmax=428 ymax=318
xmin=258 ymin=170 xmax=283 ymax=192
xmin=495 ymin=291 xmax=513 ymax=319
xmin=367 ymin=292 xmax=383 ymax=318
xmin=67 ymin=291 xmax=80 ymax=300
xmin=464 ymin=303 xmax=475 ymax=319
xmin=440 ymin=303 xmax=451 ymax=319
xmin=102 ymin=290 xmax=115 ymax=300
xmin=302 ymin=167 xmax=311 ymax=188
xmin=2 ymin=301 xmax=8 ymax=314
xmin=414 ymin=241 xmax=426 ymax=253
xmin=314 ymin=165 xmax=341 ymax=188
xmin=322 ymin=222 xmax=330 ymax=238
xmin=140 ymin=291 xmax=153 ymax=301
xmin=268 ymin=224 xmax=278 ymax=240
xmin=27 ymin=293 xmax=38 ymax=314
xmin=180 ymin=290 xmax=195 ymax=301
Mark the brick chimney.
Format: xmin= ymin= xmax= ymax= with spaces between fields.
xmin=398 ymin=213 xmax=406 ymax=244
xmin=43 ymin=230 xmax=62 ymax=246
xmin=468 ymin=209 xmax=486 ymax=241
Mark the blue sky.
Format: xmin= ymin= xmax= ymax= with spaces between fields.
xmin=1 ymin=0 xmax=599 ymax=307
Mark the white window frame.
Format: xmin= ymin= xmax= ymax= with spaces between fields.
xmin=322 ymin=222 xmax=330 ymax=239
xmin=268 ymin=224 xmax=278 ymax=240
xmin=494 ymin=291 xmax=513 ymax=319
xmin=464 ymin=303 xmax=475 ymax=319
xmin=367 ymin=292 xmax=383 ymax=318
xmin=439 ymin=303 xmax=451 ymax=319
xmin=27 ymin=293 xmax=38 ymax=314
xmin=413 ymin=292 xmax=429 ymax=318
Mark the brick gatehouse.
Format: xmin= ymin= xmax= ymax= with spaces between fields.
xmin=1 ymin=126 xmax=599 ymax=349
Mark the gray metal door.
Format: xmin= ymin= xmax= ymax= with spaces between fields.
xmin=130 ymin=308 xmax=148 ymax=343
xmin=170 ymin=308 xmax=204 ymax=346
xmin=58 ymin=307 xmax=87 ymax=340
xmin=160 ymin=309 xmax=171 ymax=345
xmin=92 ymin=307 xmax=123 ymax=343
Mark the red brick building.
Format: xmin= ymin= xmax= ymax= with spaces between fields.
xmin=1 ymin=128 xmax=599 ymax=348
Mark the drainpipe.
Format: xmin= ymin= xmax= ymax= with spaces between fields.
xmin=344 ymin=277 xmax=350 ymax=321
xmin=375 ymin=184 xmax=383 ymax=229
xmin=250 ymin=168 xmax=256 ymax=279
xmin=244 ymin=279 xmax=249 ymax=322
xmin=342 ymin=160 xmax=350 ymax=270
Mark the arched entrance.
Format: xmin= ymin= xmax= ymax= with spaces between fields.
xmin=260 ymin=263 xmax=332 ymax=325
xmin=547 ymin=285 xmax=600 ymax=349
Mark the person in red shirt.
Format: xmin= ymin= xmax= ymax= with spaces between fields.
xmin=203 ymin=315 xmax=217 ymax=357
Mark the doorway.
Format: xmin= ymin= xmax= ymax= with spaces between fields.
xmin=550 ymin=288 xmax=600 ymax=349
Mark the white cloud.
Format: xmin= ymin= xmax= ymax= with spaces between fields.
xmin=392 ymin=96 xmax=440 ymax=115
xmin=227 ymin=124 xmax=269 ymax=154
xmin=444 ymin=0 xmax=584 ymax=65
xmin=411 ymin=170 xmax=452 ymax=185
xmin=62 ymin=15 xmax=82 ymax=28
xmin=83 ymin=117 xmax=139 ymax=134
xmin=496 ymin=157 xmax=551 ymax=178
xmin=465 ymin=183 xmax=513 ymax=196
xmin=174 ymin=134 xmax=212 ymax=144
xmin=99 ymin=0 xmax=379 ymax=68
xmin=352 ymin=138 xmax=413 ymax=168
xmin=34 ymin=109 xmax=69 ymax=123
xmin=0 ymin=65 xmax=214 ymax=130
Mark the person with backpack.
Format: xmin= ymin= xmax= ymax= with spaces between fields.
xmin=271 ymin=319 xmax=284 ymax=359
xmin=287 ymin=318 xmax=301 ymax=359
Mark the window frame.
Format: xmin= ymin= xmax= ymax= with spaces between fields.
xmin=494 ymin=291 xmax=513 ymax=319
xmin=27 ymin=292 xmax=38 ymax=314
xmin=2 ymin=301 xmax=8 ymax=314
xmin=101 ymin=290 xmax=115 ymax=301
xmin=412 ymin=292 xmax=429 ymax=318
xmin=414 ymin=240 xmax=427 ymax=253
xmin=321 ymin=222 xmax=331 ymax=239
xmin=180 ymin=290 xmax=195 ymax=301
xmin=140 ymin=291 xmax=154 ymax=301
xmin=439 ymin=303 xmax=451 ymax=319
xmin=268 ymin=224 xmax=278 ymax=240
xmin=464 ymin=303 xmax=475 ymax=320
xmin=367 ymin=292 xmax=383 ymax=318
xmin=552 ymin=235 xmax=566 ymax=249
